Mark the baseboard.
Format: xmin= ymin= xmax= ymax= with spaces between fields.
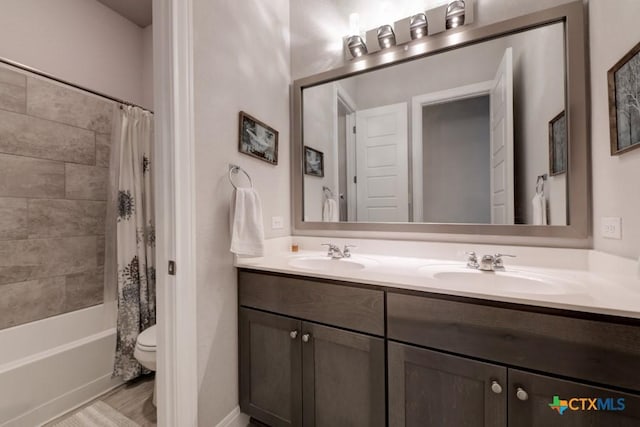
xmin=3 ymin=373 xmax=123 ymax=427
xmin=215 ymin=406 xmax=249 ymax=427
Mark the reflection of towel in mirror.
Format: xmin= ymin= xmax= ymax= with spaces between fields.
xmin=532 ymin=192 xmax=547 ymax=225
xmin=323 ymin=198 xmax=339 ymax=222
xmin=230 ymin=188 xmax=265 ymax=257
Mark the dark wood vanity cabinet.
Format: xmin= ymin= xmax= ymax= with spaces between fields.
xmin=239 ymin=270 xmax=640 ymax=426
xmin=239 ymin=271 xmax=386 ymax=427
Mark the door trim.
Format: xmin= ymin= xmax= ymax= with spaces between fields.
xmin=154 ymin=0 xmax=198 ymax=425
xmin=411 ymin=80 xmax=493 ymax=222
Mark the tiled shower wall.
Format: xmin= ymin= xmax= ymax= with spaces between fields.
xmin=0 ymin=64 xmax=114 ymax=329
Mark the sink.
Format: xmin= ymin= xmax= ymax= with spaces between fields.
xmin=418 ymin=264 xmax=580 ymax=296
xmin=288 ymin=256 xmax=377 ymax=271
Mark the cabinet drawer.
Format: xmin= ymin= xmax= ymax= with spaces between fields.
xmin=387 ymin=292 xmax=640 ymax=392
xmin=239 ymin=270 xmax=384 ymax=336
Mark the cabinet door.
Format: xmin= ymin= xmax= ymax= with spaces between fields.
xmin=509 ymin=369 xmax=640 ymax=426
xmin=388 ymin=341 xmax=507 ymax=427
xmin=240 ymin=308 xmax=302 ymax=427
xmin=301 ymin=322 xmax=385 ymax=427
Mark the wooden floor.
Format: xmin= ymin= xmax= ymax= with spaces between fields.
xmin=46 ymin=374 xmax=157 ymax=426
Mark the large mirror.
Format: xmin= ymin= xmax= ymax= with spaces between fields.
xmin=293 ymin=2 xmax=589 ymax=243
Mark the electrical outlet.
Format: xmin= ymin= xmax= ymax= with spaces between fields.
xmin=271 ymin=216 xmax=284 ymax=230
xmin=601 ymin=217 xmax=622 ymax=240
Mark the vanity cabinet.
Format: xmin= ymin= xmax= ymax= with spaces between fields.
xmin=239 ymin=271 xmax=386 ymax=427
xmin=388 ymin=341 xmax=507 ymax=427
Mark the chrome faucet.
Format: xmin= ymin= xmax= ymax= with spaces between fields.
xmin=322 ymin=243 xmax=356 ymax=259
xmin=466 ymin=252 xmax=516 ymax=271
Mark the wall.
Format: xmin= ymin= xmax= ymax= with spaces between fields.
xmin=193 ymin=0 xmax=290 ymax=424
xmin=141 ymin=25 xmax=154 ymax=110
xmin=0 ymin=0 xmax=149 ymax=109
xmin=422 ymin=96 xmax=491 ymax=223
xmin=590 ymin=0 xmax=640 ymax=259
xmin=0 ymin=64 xmax=113 ymax=329
xmin=303 ymin=83 xmax=339 ymax=221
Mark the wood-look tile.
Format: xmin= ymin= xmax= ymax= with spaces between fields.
xmin=0 ymin=109 xmax=95 ymax=164
xmin=0 ymin=198 xmax=27 ymax=240
xmin=65 ymin=163 xmax=108 ymax=201
xmin=96 ymin=133 xmax=112 ymax=167
xmin=0 ymin=154 xmax=65 ymax=199
xmin=64 ymin=268 xmax=104 ymax=312
xmin=0 ymin=277 xmax=65 ymax=329
xmin=0 ymin=67 xmax=26 ymax=114
xmin=28 ymin=199 xmax=106 ymax=238
xmin=27 ymin=77 xmax=114 ymax=133
xmin=101 ymin=375 xmax=157 ymax=427
xmin=0 ymin=236 xmax=96 ymax=285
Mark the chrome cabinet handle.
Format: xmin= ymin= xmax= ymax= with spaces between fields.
xmin=490 ymin=380 xmax=502 ymax=394
xmin=302 ymin=333 xmax=311 ymax=343
xmin=290 ymin=330 xmax=298 ymax=339
xmin=516 ymin=387 xmax=529 ymax=401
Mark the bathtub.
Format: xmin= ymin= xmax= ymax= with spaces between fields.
xmin=0 ymin=304 xmax=123 ymax=426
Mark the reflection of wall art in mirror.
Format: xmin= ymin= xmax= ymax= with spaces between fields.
xmin=304 ymin=146 xmax=324 ymax=177
xmin=549 ymin=111 xmax=567 ymax=175
xmin=238 ymin=111 xmax=278 ymax=165
xmin=608 ymin=41 xmax=640 ymax=156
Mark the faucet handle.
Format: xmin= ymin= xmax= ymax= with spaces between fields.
xmin=465 ymin=251 xmax=479 ymax=269
xmin=321 ymin=243 xmax=336 ymax=257
xmin=493 ymin=253 xmax=516 ymax=269
xmin=343 ymin=244 xmax=356 ymax=258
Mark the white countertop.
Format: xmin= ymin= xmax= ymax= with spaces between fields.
xmin=235 ymin=246 xmax=640 ymax=319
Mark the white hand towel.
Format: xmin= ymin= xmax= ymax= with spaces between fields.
xmin=322 ymin=198 xmax=339 ymax=222
xmin=532 ymin=192 xmax=547 ymax=225
xmin=230 ymin=188 xmax=265 ymax=257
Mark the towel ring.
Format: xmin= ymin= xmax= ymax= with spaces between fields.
xmin=228 ymin=164 xmax=253 ymax=189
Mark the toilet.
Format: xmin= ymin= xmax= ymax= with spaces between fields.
xmin=134 ymin=324 xmax=157 ymax=406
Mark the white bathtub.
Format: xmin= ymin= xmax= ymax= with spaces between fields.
xmin=0 ymin=304 xmax=123 ymax=426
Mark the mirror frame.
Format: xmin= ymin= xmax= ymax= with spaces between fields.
xmin=292 ymin=2 xmax=590 ymax=246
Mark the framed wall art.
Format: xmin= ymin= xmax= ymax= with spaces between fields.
xmin=608 ymin=41 xmax=640 ymax=155
xmin=238 ymin=111 xmax=279 ymax=164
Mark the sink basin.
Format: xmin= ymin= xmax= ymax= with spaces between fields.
xmin=418 ymin=264 xmax=580 ymax=296
xmin=288 ymin=256 xmax=377 ymax=272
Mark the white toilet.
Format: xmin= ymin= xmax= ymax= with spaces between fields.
xmin=134 ymin=324 xmax=157 ymax=406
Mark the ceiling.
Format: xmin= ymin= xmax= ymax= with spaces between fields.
xmin=96 ymin=0 xmax=152 ymax=28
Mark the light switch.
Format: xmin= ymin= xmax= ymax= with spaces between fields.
xmin=601 ymin=217 xmax=622 ymax=240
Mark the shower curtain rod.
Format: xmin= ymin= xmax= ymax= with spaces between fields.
xmin=0 ymin=56 xmax=153 ymax=113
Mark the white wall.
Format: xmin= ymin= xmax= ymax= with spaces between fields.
xmin=303 ymin=83 xmax=339 ymax=221
xmin=193 ymin=0 xmax=290 ymax=424
xmin=0 ymin=0 xmax=148 ymax=108
xmin=141 ymin=25 xmax=154 ymax=110
xmin=590 ymin=0 xmax=640 ymax=259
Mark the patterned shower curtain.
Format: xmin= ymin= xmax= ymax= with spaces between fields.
xmin=113 ymin=106 xmax=156 ymax=381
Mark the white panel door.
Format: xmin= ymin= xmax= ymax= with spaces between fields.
xmin=490 ymin=48 xmax=514 ymax=225
xmin=355 ymin=103 xmax=408 ymax=222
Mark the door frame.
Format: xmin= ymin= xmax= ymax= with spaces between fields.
xmin=154 ymin=0 xmax=199 ymax=425
xmin=411 ymin=81 xmax=493 ymax=222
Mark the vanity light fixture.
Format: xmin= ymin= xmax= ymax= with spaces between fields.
xmin=377 ymin=24 xmax=396 ymax=49
xmin=347 ymin=35 xmax=368 ymax=57
xmin=347 ymin=12 xmax=368 ymax=58
xmin=446 ymin=0 xmax=466 ymax=29
xmin=409 ymin=13 xmax=428 ymax=40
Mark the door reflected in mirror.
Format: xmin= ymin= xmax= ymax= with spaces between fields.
xmin=302 ymin=22 xmax=567 ymax=226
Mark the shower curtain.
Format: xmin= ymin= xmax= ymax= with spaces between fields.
xmin=112 ymin=105 xmax=156 ymax=381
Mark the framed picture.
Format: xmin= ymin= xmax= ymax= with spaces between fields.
xmin=608 ymin=41 xmax=640 ymax=155
xmin=549 ymin=111 xmax=567 ymax=176
xmin=304 ymin=146 xmax=324 ymax=177
xmin=238 ymin=111 xmax=278 ymax=164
